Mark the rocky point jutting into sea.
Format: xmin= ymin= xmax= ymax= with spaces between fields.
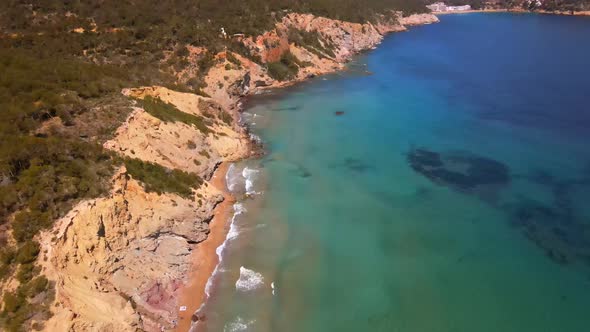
xmin=26 ymin=12 xmax=439 ymax=332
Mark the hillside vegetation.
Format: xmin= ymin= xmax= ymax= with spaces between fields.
xmin=0 ymin=1 xmax=429 ymax=330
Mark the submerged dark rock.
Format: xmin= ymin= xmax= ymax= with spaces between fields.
xmin=291 ymin=164 xmax=312 ymax=178
xmin=509 ymin=199 xmax=590 ymax=266
xmin=407 ymin=148 xmax=510 ymax=190
xmin=276 ymin=105 xmax=301 ymax=112
xmin=334 ymin=111 xmax=345 ymax=116
xmin=343 ymin=158 xmax=373 ymax=173
xmin=409 ymin=149 xmax=443 ymax=168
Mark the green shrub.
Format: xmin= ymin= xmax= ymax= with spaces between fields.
xmin=0 ymin=264 xmax=9 ymax=280
xmin=139 ymin=96 xmax=211 ymax=134
xmin=197 ymin=52 xmax=216 ymax=73
xmin=124 ymin=158 xmax=203 ymax=198
xmin=16 ymin=263 xmax=36 ymax=284
xmin=3 ymin=292 xmax=24 ymax=313
xmin=15 ymin=241 xmax=40 ymax=265
xmin=12 ymin=211 xmax=51 ymax=243
xmin=220 ymin=111 xmax=233 ymax=125
xmin=186 ymin=140 xmax=197 ymax=149
xmin=287 ymin=28 xmax=336 ymax=58
xmin=0 ymin=248 xmax=16 ymax=265
xmin=27 ymin=276 xmax=49 ymax=297
xmin=226 ymin=52 xmax=242 ymax=67
xmin=266 ymin=51 xmax=301 ymax=81
xmin=198 ymin=150 xmax=211 ymax=158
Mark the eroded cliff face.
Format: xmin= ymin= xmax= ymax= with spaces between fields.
xmin=105 ymin=87 xmax=249 ymax=178
xmin=42 ymin=170 xmax=223 ymax=332
xmin=204 ymin=12 xmax=439 ymax=102
xmin=41 ymin=86 xmax=250 ymax=331
xmin=38 ymin=11 xmax=438 ymax=332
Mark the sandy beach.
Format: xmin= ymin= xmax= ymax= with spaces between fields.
xmin=176 ymin=162 xmax=235 ymax=332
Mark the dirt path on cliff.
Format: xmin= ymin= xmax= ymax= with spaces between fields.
xmin=176 ymin=162 xmax=235 ymax=332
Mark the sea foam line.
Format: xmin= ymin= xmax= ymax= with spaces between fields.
xmin=197 ymin=162 xmax=263 ymax=320
xmin=203 ymin=201 xmax=246 ymax=299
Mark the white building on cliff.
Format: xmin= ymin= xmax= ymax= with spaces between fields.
xmin=427 ymin=2 xmax=472 ymax=12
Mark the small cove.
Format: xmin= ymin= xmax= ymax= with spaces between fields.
xmin=197 ymin=13 xmax=590 ymax=332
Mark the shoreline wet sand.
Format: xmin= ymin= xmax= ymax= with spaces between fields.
xmin=176 ymin=162 xmax=235 ymax=332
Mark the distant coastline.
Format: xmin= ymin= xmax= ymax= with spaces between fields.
xmin=4 ymin=3 xmax=589 ymax=331
xmin=434 ymin=8 xmax=590 ymax=16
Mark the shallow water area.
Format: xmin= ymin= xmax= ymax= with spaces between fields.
xmin=196 ymin=13 xmax=590 ymax=332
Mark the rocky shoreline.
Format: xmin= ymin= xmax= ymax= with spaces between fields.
xmin=37 ymin=11 xmax=439 ymax=332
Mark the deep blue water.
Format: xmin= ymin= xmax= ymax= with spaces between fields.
xmin=198 ymin=13 xmax=590 ymax=332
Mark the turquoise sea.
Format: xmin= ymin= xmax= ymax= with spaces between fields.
xmin=197 ymin=13 xmax=590 ymax=332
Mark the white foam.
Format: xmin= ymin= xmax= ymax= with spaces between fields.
xmin=242 ymin=167 xmax=259 ymax=195
xmin=204 ymin=202 xmax=247 ymax=298
xmin=226 ymin=163 xmax=242 ymax=192
xmin=249 ymin=133 xmax=262 ymax=143
xmin=224 ymin=316 xmax=255 ymax=332
xmin=271 ymin=282 xmax=276 ymax=295
xmin=226 ymin=202 xmax=246 ymax=241
xmin=235 ymin=266 xmax=264 ymax=291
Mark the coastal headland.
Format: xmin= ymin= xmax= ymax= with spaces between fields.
xmin=2 ymin=3 xmax=589 ymax=331
xmin=0 ymin=10 xmax=438 ymax=332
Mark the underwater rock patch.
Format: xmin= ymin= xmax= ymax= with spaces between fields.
xmin=509 ymin=200 xmax=590 ymax=266
xmin=408 ymin=148 xmax=510 ymax=190
xmin=343 ymin=158 xmax=373 ymax=173
xmin=275 ymin=105 xmax=301 ymax=112
xmin=291 ymin=164 xmax=312 ymax=178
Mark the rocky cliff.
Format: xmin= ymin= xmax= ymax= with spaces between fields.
xmin=41 ymin=86 xmax=250 ymax=331
xmin=36 ymin=11 xmax=438 ymax=332
xmin=42 ymin=170 xmax=223 ymax=331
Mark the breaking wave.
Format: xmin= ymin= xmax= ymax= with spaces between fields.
xmin=204 ymin=202 xmax=247 ymax=298
xmin=226 ymin=163 xmax=261 ymax=195
xmin=242 ymin=167 xmax=259 ymax=195
xmin=226 ymin=163 xmax=242 ymax=192
xmin=235 ymin=266 xmax=264 ymax=292
xmin=224 ymin=316 xmax=255 ymax=332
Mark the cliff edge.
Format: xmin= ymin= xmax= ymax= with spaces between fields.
xmin=33 ymin=12 xmax=438 ymax=332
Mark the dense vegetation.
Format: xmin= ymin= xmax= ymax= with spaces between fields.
xmin=0 ymin=47 xmax=128 ymax=331
xmin=124 ymin=158 xmax=203 ymax=198
xmin=0 ymin=1 xmax=427 ymax=71
xmin=267 ymin=51 xmax=305 ymax=81
xmin=138 ymin=96 xmax=211 ymax=133
xmin=0 ymin=0 xmax=433 ymax=330
xmin=287 ymin=28 xmax=336 ymax=58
